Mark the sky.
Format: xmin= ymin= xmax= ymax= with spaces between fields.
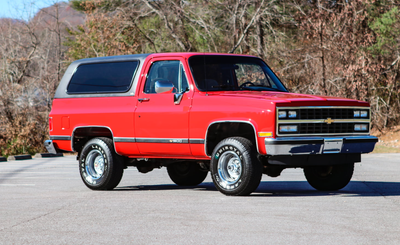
xmin=0 ymin=0 xmax=65 ymax=21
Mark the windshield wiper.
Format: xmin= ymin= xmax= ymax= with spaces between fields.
xmin=240 ymin=86 xmax=285 ymax=92
xmin=211 ymin=84 xmax=235 ymax=89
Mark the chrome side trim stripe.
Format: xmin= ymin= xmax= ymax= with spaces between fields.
xmin=114 ymin=137 xmax=136 ymax=143
xmin=50 ymin=136 xmax=71 ymax=141
xmin=189 ymin=139 xmax=205 ymax=144
xmin=136 ymin=138 xmax=189 ymax=143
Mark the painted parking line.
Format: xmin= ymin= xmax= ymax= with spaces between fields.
xmin=0 ymin=172 xmax=77 ymax=174
xmin=0 ymin=184 xmax=36 ymax=186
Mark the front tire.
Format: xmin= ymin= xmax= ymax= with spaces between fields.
xmin=210 ymin=137 xmax=262 ymax=196
xmin=79 ymin=137 xmax=124 ymax=190
xmin=167 ymin=162 xmax=208 ymax=186
xmin=303 ymin=163 xmax=354 ymax=191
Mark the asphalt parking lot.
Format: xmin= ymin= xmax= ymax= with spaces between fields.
xmin=0 ymin=153 xmax=399 ymax=245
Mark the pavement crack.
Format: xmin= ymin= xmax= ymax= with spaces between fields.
xmin=360 ymin=181 xmax=400 ymax=206
xmin=0 ymin=200 xmax=83 ymax=232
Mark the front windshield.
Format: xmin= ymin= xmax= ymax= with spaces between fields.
xmin=189 ymin=55 xmax=288 ymax=92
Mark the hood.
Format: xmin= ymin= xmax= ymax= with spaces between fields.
xmin=214 ymin=91 xmax=369 ymax=106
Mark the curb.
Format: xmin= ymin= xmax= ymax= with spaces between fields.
xmin=34 ymin=153 xmax=64 ymax=158
xmin=7 ymin=155 xmax=33 ymax=161
xmin=1 ymin=153 xmax=64 ymax=162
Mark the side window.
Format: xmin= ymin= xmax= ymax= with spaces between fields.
xmin=144 ymin=60 xmax=189 ymax=94
xmin=67 ymin=61 xmax=138 ymax=94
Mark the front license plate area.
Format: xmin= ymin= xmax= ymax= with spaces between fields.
xmin=323 ymin=138 xmax=343 ymax=153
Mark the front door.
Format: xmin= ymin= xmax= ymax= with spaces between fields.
xmin=135 ymin=58 xmax=193 ymax=156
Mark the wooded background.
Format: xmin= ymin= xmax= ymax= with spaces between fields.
xmin=0 ymin=0 xmax=399 ymax=156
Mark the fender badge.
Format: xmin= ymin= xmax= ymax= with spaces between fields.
xmin=324 ymin=118 xmax=335 ymax=124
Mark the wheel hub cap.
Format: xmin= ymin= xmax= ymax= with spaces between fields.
xmin=85 ymin=150 xmax=105 ymax=180
xmin=217 ymin=151 xmax=242 ymax=185
xmin=94 ymin=156 xmax=104 ymax=175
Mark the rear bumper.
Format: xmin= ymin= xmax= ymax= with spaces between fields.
xmin=44 ymin=140 xmax=58 ymax=154
xmin=265 ymin=135 xmax=378 ymax=156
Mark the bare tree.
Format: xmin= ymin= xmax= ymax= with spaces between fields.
xmin=0 ymin=1 xmax=75 ymax=156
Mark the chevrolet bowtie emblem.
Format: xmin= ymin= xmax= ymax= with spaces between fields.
xmin=324 ymin=118 xmax=335 ymax=124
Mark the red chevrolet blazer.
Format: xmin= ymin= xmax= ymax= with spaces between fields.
xmin=45 ymin=53 xmax=377 ymax=195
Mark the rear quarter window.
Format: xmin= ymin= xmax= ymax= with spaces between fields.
xmin=67 ymin=61 xmax=139 ymax=94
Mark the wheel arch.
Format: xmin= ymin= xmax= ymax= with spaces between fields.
xmin=204 ymin=120 xmax=259 ymax=156
xmin=72 ymin=126 xmax=115 ymax=153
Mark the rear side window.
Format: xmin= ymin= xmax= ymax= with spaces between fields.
xmin=67 ymin=61 xmax=138 ymax=94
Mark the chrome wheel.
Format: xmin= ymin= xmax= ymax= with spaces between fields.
xmin=217 ymin=151 xmax=242 ymax=185
xmin=85 ymin=149 xmax=105 ymax=180
xmin=79 ymin=137 xmax=124 ymax=190
xmin=210 ymin=137 xmax=262 ymax=196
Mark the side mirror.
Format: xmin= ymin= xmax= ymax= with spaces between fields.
xmin=155 ymin=80 xmax=174 ymax=94
xmin=174 ymin=87 xmax=189 ymax=105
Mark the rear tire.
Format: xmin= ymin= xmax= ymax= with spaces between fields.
xmin=303 ymin=163 xmax=354 ymax=191
xmin=210 ymin=137 xmax=262 ymax=196
xmin=79 ymin=137 xmax=124 ymax=190
xmin=167 ymin=162 xmax=208 ymax=186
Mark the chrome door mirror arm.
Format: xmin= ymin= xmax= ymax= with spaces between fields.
xmin=174 ymin=88 xmax=189 ymax=105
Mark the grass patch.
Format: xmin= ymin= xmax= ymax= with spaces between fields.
xmin=372 ymin=145 xmax=400 ymax=153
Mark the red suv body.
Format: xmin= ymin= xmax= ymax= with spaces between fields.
xmin=46 ymin=53 xmax=377 ymax=195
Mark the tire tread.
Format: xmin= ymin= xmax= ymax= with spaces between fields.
xmin=79 ymin=137 xmax=123 ymax=190
xmin=210 ymin=137 xmax=262 ymax=196
xmin=304 ymin=163 xmax=354 ymax=191
xmin=167 ymin=162 xmax=208 ymax=186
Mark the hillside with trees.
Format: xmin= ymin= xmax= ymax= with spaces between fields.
xmin=0 ymin=2 xmax=84 ymax=156
xmin=0 ymin=0 xmax=399 ymax=156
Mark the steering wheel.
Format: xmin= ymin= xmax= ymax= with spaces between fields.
xmin=239 ymin=81 xmax=255 ymax=89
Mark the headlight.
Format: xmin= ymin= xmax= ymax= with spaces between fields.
xmin=278 ymin=110 xmax=297 ymax=119
xmin=278 ymin=111 xmax=287 ymax=118
xmin=288 ymin=111 xmax=297 ymax=118
xmin=354 ymin=110 xmax=368 ymax=118
xmin=354 ymin=124 xmax=368 ymax=131
xmin=279 ymin=125 xmax=298 ymax=133
xmin=360 ymin=110 xmax=368 ymax=118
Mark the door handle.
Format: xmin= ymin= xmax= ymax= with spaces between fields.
xmin=138 ymin=98 xmax=150 ymax=103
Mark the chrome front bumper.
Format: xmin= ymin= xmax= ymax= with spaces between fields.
xmin=265 ymin=136 xmax=378 ymax=155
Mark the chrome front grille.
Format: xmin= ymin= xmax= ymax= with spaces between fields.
xmin=298 ymin=122 xmax=359 ymax=134
xmin=277 ymin=107 xmax=371 ymax=136
xmin=297 ymin=108 xmax=361 ymax=119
